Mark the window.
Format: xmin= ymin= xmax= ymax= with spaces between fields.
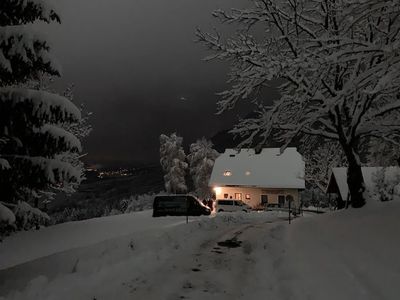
xmin=223 ymin=170 xmax=232 ymax=177
xmin=261 ymin=195 xmax=268 ymax=204
xmin=218 ymin=200 xmax=234 ymax=205
xmin=235 ymin=193 xmax=242 ymax=200
xmin=224 ymin=193 xmax=229 ymax=199
xmin=245 ymin=194 xmax=251 ymax=200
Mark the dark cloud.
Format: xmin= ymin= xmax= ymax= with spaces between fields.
xmin=42 ymin=0 xmax=279 ymax=167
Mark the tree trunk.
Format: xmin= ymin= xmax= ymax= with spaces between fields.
xmin=343 ymin=145 xmax=366 ymax=208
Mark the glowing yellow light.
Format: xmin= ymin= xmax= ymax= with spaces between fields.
xmin=213 ymin=187 xmax=222 ymax=195
xmin=223 ymin=170 xmax=232 ymax=176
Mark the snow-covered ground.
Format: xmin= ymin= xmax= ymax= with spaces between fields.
xmin=0 ymin=202 xmax=399 ymax=299
xmin=0 ymin=210 xmax=191 ymax=270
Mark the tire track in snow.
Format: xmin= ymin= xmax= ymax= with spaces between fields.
xmin=127 ymin=218 xmax=281 ymax=300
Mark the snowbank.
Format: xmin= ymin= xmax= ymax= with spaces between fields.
xmin=275 ymin=200 xmax=400 ymax=299
xmin=0 ymin=203 xmax=15 ymax=225
xmin=0 ymin=210 xmax=192 ymax=270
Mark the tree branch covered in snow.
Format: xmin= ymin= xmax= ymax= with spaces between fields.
xmin=197 ymin=0 xmax=400 ymax=207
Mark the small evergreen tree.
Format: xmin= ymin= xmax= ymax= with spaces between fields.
xmin=188 ymin=138 xmax=219 ymax=198
xmin=159 ymin=133 xmax=188 ymax=194
xmin=0 ymin=1 xmax=83 ymax=209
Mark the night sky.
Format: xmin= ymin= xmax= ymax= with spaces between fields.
xmin=44 ymin=0 xmax=278 ymax=168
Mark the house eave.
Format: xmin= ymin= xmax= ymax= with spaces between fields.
xmin=210 ymin=183 xmax=305 ymax=190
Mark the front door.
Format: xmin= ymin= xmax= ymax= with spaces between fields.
xmin=261 ymin=195 xmax=268 ymax=206
xmin=278 ymin=195 xmax=285 ymax=207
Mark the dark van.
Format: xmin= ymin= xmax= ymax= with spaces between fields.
xmin=153 ymin=195 xmax=211 ymax=217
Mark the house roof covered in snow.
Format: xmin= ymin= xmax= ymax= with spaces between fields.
xmin=209 ymin=148 xmax=305 ymax=189
xmin=327 ymin=167 xmax=400 ymax=201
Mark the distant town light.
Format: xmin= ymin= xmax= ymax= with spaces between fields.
xmin=245 ymin=171 xmax=251 ymax=176
xmin=213 ymin=187 xmax=222 ymax=195
xmin=223 ymin=170 xmax=232 ymax=177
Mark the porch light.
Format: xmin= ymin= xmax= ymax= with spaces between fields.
xmin=223 ymin=170 xmax=232 ymax=176
xmin=213 ymin=187 xmax=222 ymax=195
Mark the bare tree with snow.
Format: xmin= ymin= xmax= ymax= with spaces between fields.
xmin=197 ymin=0 xmax=400 ymax=207
xmin=160 ymin=133 xmax=188 ymax=194
xmin=188 ymin=138 xmax=219 ymax=198
xmin=303 ymin=140 xmax=346 ymax=191
xmin=367 ymin=138 xmax=400 ymax=167
xmin=0 ymin=1 xmax=84 ymax=212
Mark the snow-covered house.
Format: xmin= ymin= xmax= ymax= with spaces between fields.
xmin=208 ymin=148 xmax=305 ymax=208
xmin=326 ymin=167 xmax=400 ymax=207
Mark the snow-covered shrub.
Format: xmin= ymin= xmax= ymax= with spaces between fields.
xmin=372 ymin=168 xmax=400 ymax=202
xmin=0 ymin=203 xmax=15 ymax=224
xmin=101 ymin=207 xmax=123 ymax=217
xmin=301 ymin=188 xmax=336 ymax=209
xmin=122 ymin=192 xmax=162 ymax=213
xmin=13 ymin=201 xmax=50 ymax=231
xmin=50 ymin=206 xmax=105 ymax=224
xmin=0 ymin=202 xmax=16 ymax=240
xmin=1 ymin=201 xmax=50 ymax=238
xmin=107 ymin=208 xmax=122 ymax=216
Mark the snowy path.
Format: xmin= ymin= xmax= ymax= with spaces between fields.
xmin=1 ymin=202 xmax=400 ymax=299
xmin=0 ymin=212 xmax=286 ymax=299
xmin=127 ymin=219 xmax=283 ymax=300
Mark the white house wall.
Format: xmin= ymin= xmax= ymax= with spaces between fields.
xmin=215 ymin=186 xmax=300 ymax=208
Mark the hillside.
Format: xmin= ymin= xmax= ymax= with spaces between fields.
xmin=48 ymin=164 xmax=164 ymax=222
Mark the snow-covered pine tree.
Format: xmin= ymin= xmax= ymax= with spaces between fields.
xmin=160 ymin=133 xmax=188 ymax=194
xmin=188 ymin=138 xmax=219 ymax=198
xmin=0 ymin=1 xmax=83 ymax=208
xmin=197 ymin=0 xmax=400 ymax=207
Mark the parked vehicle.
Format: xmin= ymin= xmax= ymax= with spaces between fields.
xmin=153 ymin=195 xmax=211 ymax=217
xmin=215 ymin=199 xmax=251 ymax=212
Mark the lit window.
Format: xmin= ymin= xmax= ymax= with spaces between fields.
xmin=245 ymin=194 xmax=251 ymax=200
xmin=223 ymin=170 xmax=232 ymax=177
xmin=224 ymin=193 xmax=229 ymax=199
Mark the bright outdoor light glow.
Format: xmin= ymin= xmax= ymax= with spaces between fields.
xmin=223 ymin=170 xmax=232 ymax=176
xmin=213 ymin=187 xmax=222 ymax=195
